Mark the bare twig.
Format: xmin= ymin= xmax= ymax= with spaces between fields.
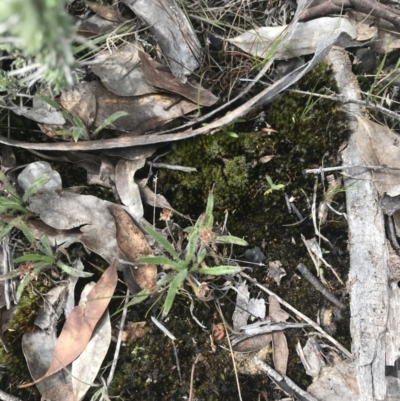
xmin=253 ymin=357 xmax=318 ymax=401
xmin=297 ymin=263 xmax=346 ymax=309
xmin=240 ymin=272 xmax=352 ymax=358
xmin=188 ymin=353 xmax=201 ymax=401
xmin=303 ymin=164 xmax=400 ymax=174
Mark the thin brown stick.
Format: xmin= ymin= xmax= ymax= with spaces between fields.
xmin=188 ymin=353 xmax=201 ymax=401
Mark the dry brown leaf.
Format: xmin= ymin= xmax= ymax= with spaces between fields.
xmin=269 ymin=295 xmax=289 ymax=377
xmin=108 ymin=205 xmax=156 ymax=291
xmin=139 ymin=51 xmax=218 ymax=107
xmin=77 ymin=14 xmax=119 ymax=37
xmin=232 ymin=333 xmax=272 ymax=353
xmin=20 ymin=263 xmax=117 ymax=388
xmin=346 ymin=11 xmax=378 ymax=41
xmin=40 ymin=383 xmax=74 ymax=401
xmin=159 ymin=208 xmax=173 ymax=221
xmin=84 ymin=0 xmax=121 ymax=22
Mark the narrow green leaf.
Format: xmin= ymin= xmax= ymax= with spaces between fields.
xmin=192 ymin=265 xmax=242 ymax=275
xmin=214 ymin=235 xmax=248 ymax=246
xmin=137 ymin=256 xmax=180 ymax=270
xmin=183 ymin=226 xmax=196 ymax=234
xmin=143 ymin=224 xmax=180 ymax=261
xmin=162 ymin=269 xmax=187 ymax=318
xmin=123 ymin=289 xmax=151 ymax=311
xmin=204 ymin=192 xmax=214 ymax=229
xmin=0 ymin=198 xmax=29 ymax=214
xmin=19 ymin=219 xmax=34 ymax=243
xmin=16 ymin=264 xmax=47 ymax=302
xmin=14 ymin=254 xmax=54 ymax=264
xmin=57 ymin=261 xmax=94 ymax=278
xmin=197 ymin=248 xmax=207 ymax=264
xmin=228 ymin=132 xmax=239 ymax=138
xmin=185 ymin=231 xmax=199 ymax=264
xmin=0 ymin=218 xmax=17 ymax=240
xmin=36 ymin=94 xmax=60 ymax=110
xmin=0 ymin=171 xmax=20 ymax=199
xmin=93 ymin=111 xmax=129 ymax=136
xmin=22 ymin=175 xmax=50 ymax=202
xmin=39 ymin=236 xmax=53 ymax=257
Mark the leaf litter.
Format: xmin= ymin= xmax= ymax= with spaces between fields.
xmin=3 ymin=0 xmax=400 ymax=399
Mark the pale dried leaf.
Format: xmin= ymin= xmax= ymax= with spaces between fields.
xmin=121 ymin=0 xmax=201 ymax=81
xmin=115 ymin=158 xmax=145 ymax=220
xmin=28 ymin=192 xmax=125 ymax=263
xmin=354 ymin=116 xmax=400 ymax=196
xmin=21 ymin=263 xmax=117 ymax=387
xmin=268 ymin=260 xmax=286 ymax=286
xmin=228 ymin=17 xmax=356 ymax=60
xmin=346 ymin=11 xmax=378 ymax=41
xmin=92 ymin=44 xmax=156 ymax=96
xmin=77 ymin=13 xmax=119 ymax=36
xmin=72 ymin=308 xmax=111 ymax=401
xmin=232 ymin=282 xmax=250 ymax=331
xmin=258 ymin=155 xmax=275 ymax=164
xmin=40 ymin=383 xmax=74 ymax=401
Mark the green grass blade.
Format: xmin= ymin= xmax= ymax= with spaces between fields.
xmin=92 ymin=111 xmax=129 ymax=136
xmin=0 ymin=171 xmax=19 ymax=199
xmin=13 ymin=254 xmax=54 ymax=264
xmin=192 ymin=265 xmax=242 ymax=275
xmin=162 ymin=269 xmax=187 ymax=318
xmin=22 ymin=175 xmax=50 ymax=202
xmin=185 ymin=231 xmax=199 ymax=264
xmin=57 ymin=261 xmax=94 ymax=277
xmin=137 ymin=256 xmax=180 ymax=270
xmin=143 ymin=224 xmax=180 ymax=261
xmin=0 ymin=198 xmax=29 ymax=214
xmin=204 ymin=192 xmax=214 ymax=229
xmin=197 ymin=248 xmax=207 ymax=264
xmin=214 ymin=236 xmax=248 ymax=246
xmin=18 ymin=219 xmax=35 ymax=243
xmin=36 ymin=94 xmax=60 ymax=110
xmin=16 ymin=264 xmax=46 ymax=302
xmin=38 ymin=235 xmax=53 ymax=257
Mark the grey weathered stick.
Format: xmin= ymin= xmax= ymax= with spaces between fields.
xmin=253 ymin=357 xmax=318 ymax=401
xmin=296 ymin=263 xmax=346 ymax=309
xmin=240 ymin=272 xmax=352 ymax=358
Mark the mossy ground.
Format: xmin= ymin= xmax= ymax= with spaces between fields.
xmin=103 ymin=61 xmax=351 ymax=400
xmin=0 ymin=61 xmax=351 ymax=400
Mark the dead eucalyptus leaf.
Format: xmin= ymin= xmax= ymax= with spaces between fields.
xmin=85 ymin=0 xmax=121 ymax=22
xmin=269 ymin=295 xmax=289 ymax=376
xmin=258 ymin=155 xmax=275 ymax=164
xmin=115 ymin=158 xmax=145 ymax=220
xmin=92 ymin=44 xmax=156 ymax=97
xmin=20 ymin=263 xmax=117 ymax=388
xmin=354 ymin=116 xmax=400 ymax=196
xmin=40 ymin=384 xmax=74 ymax=401
xmin=108 ymin=205 xmax=156 ymax=291
xmin=77 ymin=13 xmax=120 ymax=37
xmin=232 ymin=333 xmax=273 ymax=353
xmin=28 ymin=192 xmax=125 ymax=263
xmin=139 ymin=51 xmax=218 ymax=106
xmin=228 ymin=17 xmax=356 ymax=60
xmin=121 ymin=0 xmax=201 ymax=81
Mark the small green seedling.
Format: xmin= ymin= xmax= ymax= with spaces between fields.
xmin=264 ymin=175 xmax=285 ymax=195
xmin=137 ymin=191 xmax=248 ymax=318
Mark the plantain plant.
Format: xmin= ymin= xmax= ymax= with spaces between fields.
xmin=137 ymin=191 xmax=248 ymax=318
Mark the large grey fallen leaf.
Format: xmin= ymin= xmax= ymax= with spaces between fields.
xmin=77 ymin=13 xmax=120 ymax=37
xmin=115 ymin=158 xmax=145 ymax=220
xmin=91 ymin=44 xmax=157 ymax=97
xmin=228 ymin=17 xmax=357 ymax=60
xmin=5 ymin=105 xmax=65 ymax=125
xmin=22 ymin=285 xmax=71 ymax=395
xmin=296 ymin=337 xmax=326 ymax=377
xmin=28 ymin=192 xmax=125 ymax=264
xmin=232 ymin=282 xmax=250 ymax=331
xmin=354 ymin=116 xmax=400 ymax=197
xmin=121 ymin=0 xmax=201 ymax=82
xmin=18 ymin=161 xmax=62 ymax=193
